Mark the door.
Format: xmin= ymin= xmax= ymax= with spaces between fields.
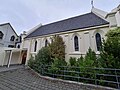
xmin=21 ymin=52 xmax=27 ymax=64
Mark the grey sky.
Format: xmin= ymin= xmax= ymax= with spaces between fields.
xmin=0 ymin=0 xmax=120 ymax=35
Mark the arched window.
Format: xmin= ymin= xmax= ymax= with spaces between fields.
xmin=8 ymin=45 xmax=14 ymax=48
xmin=0 ymin=31 xmax=4 ymax=39
xmin=95 ymin=33 xmax=102 ymax=51
xmin=17 ymin=45 xmax=20 ymax=48
xmin=74 ymin=36 xmax=79 ymax=51
xmin=34 ymin=41 xmax=37 ymax=52
xmin=45 ymin=39 xmax=48 ymax=47
xmin=10 ymin=35 xmax=15 ymax=41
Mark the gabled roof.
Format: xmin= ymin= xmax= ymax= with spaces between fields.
xmin=26 ymin=12 xmax=109 ymax=38
xmin=0 ymin=23 xmax=18 ymax=37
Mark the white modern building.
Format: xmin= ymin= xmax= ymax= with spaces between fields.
xmin=0 ymin=23 xmax=27 ymax=67
xmin=0 ymin=23 xmax=18 ymax=47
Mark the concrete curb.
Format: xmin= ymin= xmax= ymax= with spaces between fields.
xmin=28 ymin=66 xmax=116 ymax=90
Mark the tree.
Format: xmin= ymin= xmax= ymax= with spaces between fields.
xmin=100 ymin=28 xmax=120 ymax=68
xmin=49 ymin=35 xmax=65 ymax=60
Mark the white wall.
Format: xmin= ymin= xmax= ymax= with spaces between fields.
xmin=11 ymin=52 xmax=21 ymax=65
xmin=4 ymin=52 xmax=9 ymax=65
xmin=0 ymin=47 xmax=5 ymax=66
xmin=0 ymin=24 xmax=18 ymax=47
xmin=115 ymin=11 xmax=120 ymax=27
xmin=23 ymin=26 xmax=109 ymax=63
xmin=106 ymin=14 xmax=117 ymax=27
xmin=0 ymin=47 xmax=23 ymax=66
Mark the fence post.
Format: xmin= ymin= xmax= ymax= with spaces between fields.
xmin=95 ymin=68 xmax=97 ymax=85
xmin=41 ymin=64 xmax=43 ymax=75
xmin=77 ymin=67 xmax=79 ymax=82
xmin=115 ymin=69 xmax=120 ymax=89
xmin=52 ymin=67 xmax=54 ymax=78
xmin=63 ymin=66 xmax=66 ymax=80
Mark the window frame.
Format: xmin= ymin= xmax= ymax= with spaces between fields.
xmin=34 ymin=40 xmax=37 ymax=52
xmin=45 ymin=39 xmax=48 ymax=47
xmin=0 ymin=31 xmax=4 ymax=39
xmin=95 ymin=33 xmax=102 ymax=51
xmin=74 ymin=35 xmax=79 ymax=51
xmin=10 ymin=35 xmax=15 ymax=41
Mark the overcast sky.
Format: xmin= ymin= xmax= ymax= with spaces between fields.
xmin=0 ymin=0 xmax=120 ymax=35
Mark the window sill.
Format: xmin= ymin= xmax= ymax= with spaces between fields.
xmin=30 ymin=52 xmax=37 ymax=54
xmin=69 ymin=52 xmax=85 ymax=55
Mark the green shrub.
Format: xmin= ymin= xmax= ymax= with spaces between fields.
xmin=74 ymin=48 xmax=101 ymax=82
xmin=100 ymin=28 xmax=120 ymax=68
xmin=77 ymin=48 xmax=98 ymax=68
xmin=35 ymin=47 xmax=52 ymax=65
xmin=51 ymin=58 xmax=67 ymax=67
xmin=28 ymin=47 xmax=52 ymax=73
xmin=69 ymin=57 xmax=77 ymax=66
xmin=28 ymin=55 xmax=35 ymax=69
xmin=48 ymin=58 xmax=67 ymax=78
xmin=76 ymin=55 xmax=84 ymax=67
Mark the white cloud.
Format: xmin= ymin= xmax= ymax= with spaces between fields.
xmin=0 ymin=0 xmax=119 ymax=34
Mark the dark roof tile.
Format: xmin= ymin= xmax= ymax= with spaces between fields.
xmin=26 ymin=12 xmax=109 ymax=38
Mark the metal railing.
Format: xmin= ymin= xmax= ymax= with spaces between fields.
xmin=40 ymin=65 xmax=120 ymax=89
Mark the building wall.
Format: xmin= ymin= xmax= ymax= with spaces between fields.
xmin=23 ymin=26 xmax=109 ymax=63
xmin=115 ymin=11 xmax=120 ymax=27
xmin=0 ymin=24 xmax=18 ymax=47
xmin=106 ymin=14 xmax=117 ymax=27
xmin=3 ymin=51 xmax=23 ymax=66
xmin=106 ymin=5 xmax=120 ymax=27
xmin=0 ymin=47 xmax=6 ymax=66
xmin=10 ymin=52 xmax=21 ymax=65
xmin=4 ymin=52 xmax=9 ymax=65
xmin=0 ymin=47 xmax=23 ymax=66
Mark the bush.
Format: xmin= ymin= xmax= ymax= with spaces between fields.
xmin=100 ymin=28 xmax=120 ymax=68
xmin=48 ymin=58 xmax=67 ymax=78
xmin=76 ymin=55 xmax=84 ymax=66
xmin=77 ymin=48 xmax=99 ymax=68
xmin=74 ymin=48 xmax=102 ymax=82
xmin=69 ymin=57 xmax=77 ymax=66
xmin=28 ymin=47 xmax=52 ymax=73
xmin=28 ymin=55 xmax=35 ymax=69
xmin=35 ymin=47 xmax=52 ymax=65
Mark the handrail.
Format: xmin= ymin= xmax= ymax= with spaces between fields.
xmin=41 ymin=65 xmax=120 ymax=89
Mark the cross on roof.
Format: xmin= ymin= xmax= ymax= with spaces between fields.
xmin=91 ymin=0 xmax=94 ymax=8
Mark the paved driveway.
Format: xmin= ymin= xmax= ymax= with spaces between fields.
xmin=0 ymin=67 xmax=113 ymax=90
xmin=0 ymin=68 xmax=84 ymax=90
